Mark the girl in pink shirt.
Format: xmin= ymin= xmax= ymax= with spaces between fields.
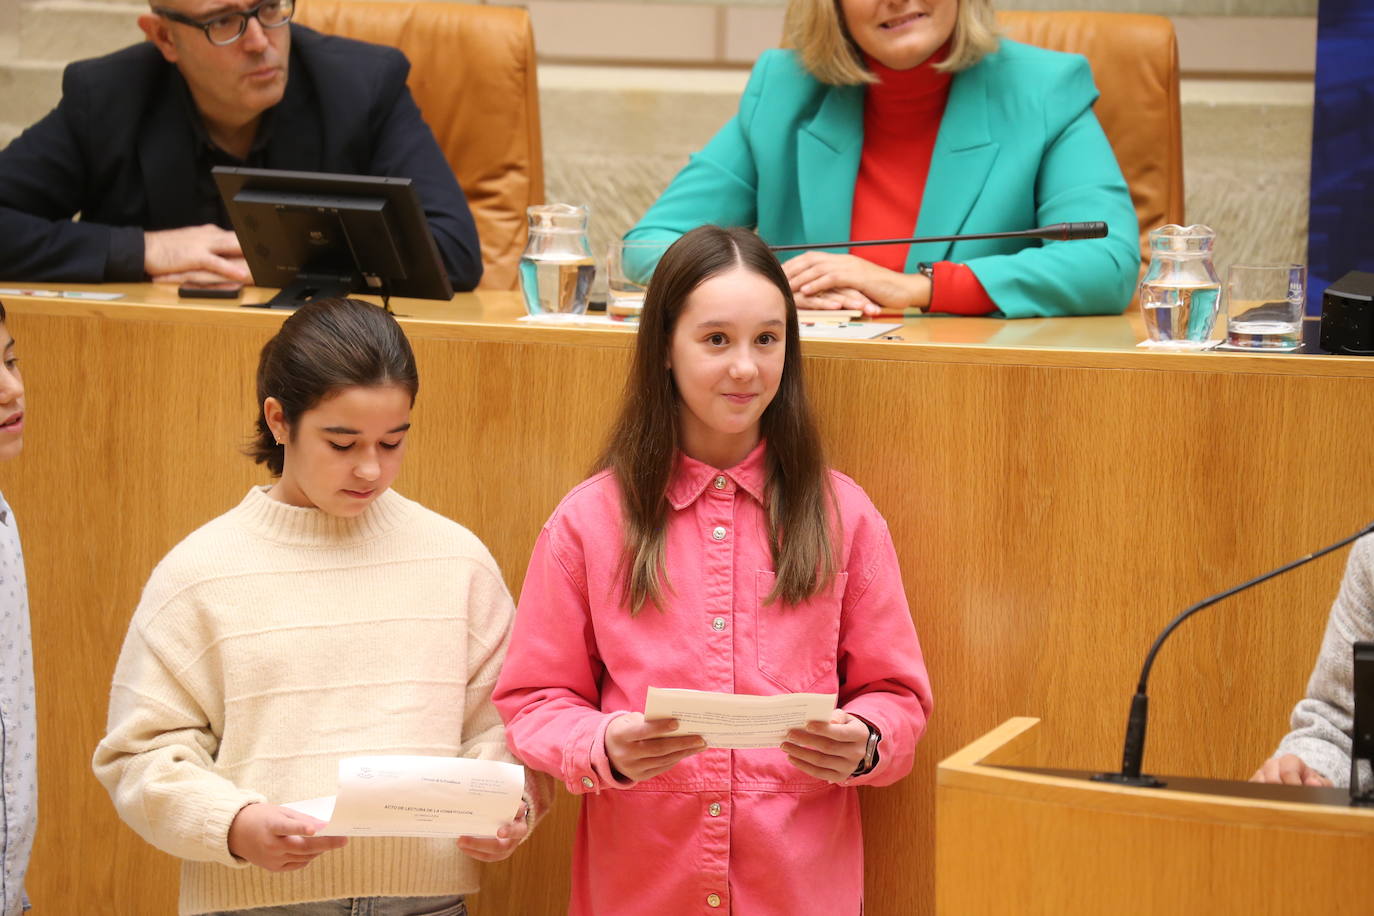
xmin=493 ymin=226 xmax=932 ymax=915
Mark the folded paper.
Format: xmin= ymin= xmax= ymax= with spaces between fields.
xmin=645 ymin=687 xmax=837 ymax=749
xmin=285 ymin=755 xmax=524 ymax=838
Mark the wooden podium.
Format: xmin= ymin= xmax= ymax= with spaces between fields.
xmin=937 ymin=718 xmax=1374 ymax=913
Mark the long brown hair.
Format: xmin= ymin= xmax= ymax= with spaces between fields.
xmin=599 ymin=226 xmax=836 ymax=614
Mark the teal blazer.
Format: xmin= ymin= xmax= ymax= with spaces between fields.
xmin=627 ymin=42 xmax=1140 ymax=318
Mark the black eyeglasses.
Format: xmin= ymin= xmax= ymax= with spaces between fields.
xmin=153 ymin=0 xmax=294 ymax=46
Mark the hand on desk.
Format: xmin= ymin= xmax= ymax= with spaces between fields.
xmin=794 ymin=286 xmax=880 ymax=314
xmin=782 ymin=252 xmax=930 ymax=315
xmin=144 ymin=225 xmax=251 ymax=285
xmin=1250 ymin=753 xmax=1332 ymax=787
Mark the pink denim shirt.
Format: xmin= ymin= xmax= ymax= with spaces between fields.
xmin=494 ymin=442 xmax=931 ymax=915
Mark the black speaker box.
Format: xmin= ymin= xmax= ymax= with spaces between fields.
xmin=1320 ymin=270 xmax=1374 ymax=355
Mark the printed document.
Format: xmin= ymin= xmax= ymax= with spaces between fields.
xmin=644 ymin=687 xmax=837 ymax=749
xmin=284 ymin=755 xmax=524 ymax=838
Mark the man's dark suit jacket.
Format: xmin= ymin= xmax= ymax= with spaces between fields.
xmin=0 ymin=25 xmax=483 ymax=289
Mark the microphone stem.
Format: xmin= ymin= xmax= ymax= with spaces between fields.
xmin=766 ymin=221 xmax=1106 ymax=253
xmin=1134 ymin=521 xmax=1374 ymax=696
xmin=769 ymin=229 xmax=1040 ymax=253
xmin=1102 ymin=519 xmax=1374 ymax=785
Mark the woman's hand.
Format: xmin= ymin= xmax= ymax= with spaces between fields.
xmin=782 ymin=252 xmax=930 ymax=312
xmin=781 ymin=710 xmax=871 ymax=783
xmin=227 ymin=802 xmax=348 ymax=871
xmin=1250 ymin=753 xmax=1332 ymax=787
xmin=457 ymin=803 xmax=530 ymax=862
xmin=604 ymin=714 xmax=706 ymax=782
xmin=793 ymin=286 xmax=881 ymax=315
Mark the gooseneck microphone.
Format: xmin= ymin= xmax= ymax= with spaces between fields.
xmin=1094 ymin=520 xmax=1374 ymax=787
xmin=766 ymin=221 xmax=1109 ymax=253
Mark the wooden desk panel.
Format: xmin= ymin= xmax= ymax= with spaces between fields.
xmin=937 ymin=720 xmax=1374 ymax=914
xmin=4 ymin=287 xmax=1373 ymax=915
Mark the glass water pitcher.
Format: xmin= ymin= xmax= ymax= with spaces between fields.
xmin=519 ymin=203 xmax=595 ymax=316
xmin=1139 ymin=224 xmax=1221 ymax=342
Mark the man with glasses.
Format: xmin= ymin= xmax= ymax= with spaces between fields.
xmin=0 ymin=0 xmax=483 ymax=289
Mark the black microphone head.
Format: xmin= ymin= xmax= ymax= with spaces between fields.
xmin=1028 ymin=222 xmax=1109 ymax=241
xmin=1064 ymin=221 xmax=1109 ymax=240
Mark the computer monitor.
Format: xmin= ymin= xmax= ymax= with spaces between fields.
xmin=212 ymin=166 xmax=454 ymax=308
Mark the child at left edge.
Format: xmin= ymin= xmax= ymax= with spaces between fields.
xmin=0 ymin=301 xmax=35 ymax=916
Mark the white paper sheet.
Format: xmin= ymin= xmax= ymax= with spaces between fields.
xmin=0 ymin=288 xmax=124 ymax=300
xmin=1134 ymin=337 xmax=1222 ymax=351
xmin=798 ymin=322 xmax=901 ymax=340
xmin=644 ymin=687 xmax=838 ymax=749
xmin=516 ymin=313 xmax=631 ymax=327
xmin=284 ymin=755 xmax=524 ymax=838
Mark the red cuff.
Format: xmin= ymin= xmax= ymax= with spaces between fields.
xmin=926 ymin=262 xmax=997 ymax=315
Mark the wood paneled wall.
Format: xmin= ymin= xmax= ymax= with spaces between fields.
xmin=5 ymin=295 xmax=1374 ymax=915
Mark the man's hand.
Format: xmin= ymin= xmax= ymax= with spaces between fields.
xmin=1250 ymin=753 xmax=1332 ymax=787
xmin=604 ymin=714 xmax=706 ymax=782
xmin=781 ymin=710 xmax=871 ymax=783
xmin=782 ymin=252 xmax=928 ymax=312
xmin=457 ymin=803 xmax=530 ymax=862
xmin=144 ymin=225 xmax=251 ymax=284
xmin=226 ymin=802 xmax=348 ymax=872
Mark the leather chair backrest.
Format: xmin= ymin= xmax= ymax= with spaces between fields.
xmin=997 ymin=11 xmax=1184 ymax=265
xmin=298 ymin=0 xmax=544 ymax=290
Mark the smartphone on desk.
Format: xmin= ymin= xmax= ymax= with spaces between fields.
xmin=177 ymin=281 xmax=243 ymax=300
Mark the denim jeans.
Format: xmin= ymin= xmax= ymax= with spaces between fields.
xmin=202 ymin=895 xmax=466 ymax=916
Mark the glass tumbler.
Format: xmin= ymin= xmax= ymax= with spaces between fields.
xmin=606 ymin=240 xmax=671 ymax=318
xmin=1225 ymin=264 xmax=1305 ymax=350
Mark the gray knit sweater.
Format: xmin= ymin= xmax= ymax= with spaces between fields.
xmin=1273 ymin=534 xmax=1374 ymax=787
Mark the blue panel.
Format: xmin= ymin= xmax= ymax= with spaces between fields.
xmin=1308 ymin=0 xmax=1374 ymax=312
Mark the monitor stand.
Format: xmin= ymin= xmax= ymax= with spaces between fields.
xmin=247 ymin=273 xmax=354 ymax=310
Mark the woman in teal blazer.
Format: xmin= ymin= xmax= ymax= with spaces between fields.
xmin=626 ymin=0 xmax=1139 ymax=319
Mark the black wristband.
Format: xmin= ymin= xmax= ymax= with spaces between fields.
xmin=851 ymin=720 xmax=882 ymax=777
xmin=915 ymin=262 xmax=935 ymax=313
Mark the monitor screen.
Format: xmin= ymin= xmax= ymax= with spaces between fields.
xmin=212 ymin=166 xmax=454 ymax=307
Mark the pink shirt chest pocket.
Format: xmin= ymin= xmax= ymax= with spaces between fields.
xmin=752 ymin=570 xmax=848 ymax=693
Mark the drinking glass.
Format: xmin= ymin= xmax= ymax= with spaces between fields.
xmin=606 ymin=240 xmax=671 ymax=318
xmin=1225 ymin=264 xmax=1305 ymax=350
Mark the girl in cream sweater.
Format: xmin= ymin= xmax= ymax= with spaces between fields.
xmin=94 ymin=298 xmax=535 ymax=916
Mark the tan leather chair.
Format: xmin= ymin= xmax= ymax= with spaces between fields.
xmin=297 ymin=0 xmax=544 ymax=290
xmin=997 ymin=11 xmax=1184 ymax=267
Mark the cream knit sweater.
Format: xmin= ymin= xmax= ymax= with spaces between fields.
xmin=93 ymin=487 xmax=522 ymax=914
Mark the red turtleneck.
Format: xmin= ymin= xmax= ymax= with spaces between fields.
xmin=850 ymin=52 xmax=996 ymax=315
